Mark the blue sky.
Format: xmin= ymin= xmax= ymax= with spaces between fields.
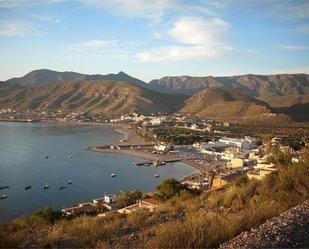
xmin=0 ymin=0 xmax=309 ymax=82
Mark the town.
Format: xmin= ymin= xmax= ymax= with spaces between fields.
xmin=4 ymin=109 xmax=306 ymax=218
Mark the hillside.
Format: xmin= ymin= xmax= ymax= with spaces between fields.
xmin=0 ymin=80 xmax=185 ymax=115
xmin=6 ymin=69 xmax=148 ymax=89
xmin=179 ymin=88 xmax=286 ymax=122
xmin=148 ymin=74 xmax=309 ymax=99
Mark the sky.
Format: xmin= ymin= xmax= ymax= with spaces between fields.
xmin=0 ymin=0 xmax=309 ymax=82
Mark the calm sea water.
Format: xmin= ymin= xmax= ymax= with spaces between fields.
xmin=0 ymin=122 xmax=198 ymax=221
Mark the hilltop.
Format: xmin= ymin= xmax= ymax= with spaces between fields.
xmin=6 ymin=69 xmax=148 ymax=89
xmin=179 ymin=88 xmax=287 ymax=122
xmin=148 ymin=74 xmax=309 ymax=98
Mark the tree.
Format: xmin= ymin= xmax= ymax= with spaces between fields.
xmin=155 ymin=178 xmax=188 ymax=201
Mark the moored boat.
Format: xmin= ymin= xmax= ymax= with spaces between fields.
xmin=25 ymin=185 xmax=31 ymax=190
xmin=59 ymin=185 xmax=66 ymax=190
xmin=1 ymin=194 xmax=8 ymax=200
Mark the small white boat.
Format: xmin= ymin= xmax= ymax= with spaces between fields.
xmin=154 ymin=174 xmax=160 ymax=178
xmin=68 ymin=155 xmax=73 ymax=158
xmin=0 ymin=194 xmax=8 ymax=200
xmin=43 ymin=183 xmax=50 ymax=190
xmin=68 ymin=180 xmax=72 ymax=184
xmin=111 ymin=173 xmax=116 ymax=177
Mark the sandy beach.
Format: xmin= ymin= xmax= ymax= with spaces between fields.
xmin=87 ymin=123 xmax=212 ymax=174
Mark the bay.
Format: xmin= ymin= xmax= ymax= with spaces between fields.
xmin=0 ymin=122 xmax=198 ymax=221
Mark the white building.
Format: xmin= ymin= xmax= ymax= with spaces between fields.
xmin=219 ymin=137 xmax=258 ymax=150
xmin=104 ymin=194 xmax=117 ymax=204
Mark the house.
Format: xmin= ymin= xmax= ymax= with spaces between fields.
xmin=154 ymin=143 xmax=173 ymax=152
xmin=247 ymin=167 xmax=277 ymax=180
xmin=139 ymin=198 xmax=159 ymax=212
xmin=226 ymin=158 xmax=244 ymax=169
xmin=117 ymin=203 xmax=140 ymax=215
xmin=62 ymin=202 xmax=97 ymax=216
xmin=212 ymin=172 xmax=242 ymax=188
xmin=104 ymin=194 xmax=117 ymax=203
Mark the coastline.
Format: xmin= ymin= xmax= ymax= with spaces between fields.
xmin=1 ymin=120 xmax=204 ymax=175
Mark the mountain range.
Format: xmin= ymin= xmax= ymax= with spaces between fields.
xmin=1 ymin=69 xmax=309 ymax=122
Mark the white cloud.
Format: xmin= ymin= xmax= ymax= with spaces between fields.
xmin=270 ymin=67 xmax=309 ymax=75
xmin=0 ymin=0 xmax=65 ymax=8
xmin=271 ymin=1 xmax=309 ymax=20
xmin=68 ymin=39 xmax=118 ymax=50
xmin=137 ymin=16 xmax=232 ymax=62
xmin=276 ymin=45 xmax=309 ymax=51
xmin=32 ymin=14 xmax=60 ymax=23
xmin=83 ymin=0 xmax=173 ymax=21
xmin=169 ymin=16 xmax=229 ymax=45
xmin=138 ymin=45 xmax=232 ymax=62
xmin=0 ymin=20 xmax=36 ymax=37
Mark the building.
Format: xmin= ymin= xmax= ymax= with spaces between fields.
xmin=104 ymin=194 xmax=117 ymax=204
xmin=62 ymin=202 xmax=97 ymax=216
xmin=154 ymin=143 xmax=173 ymax=152
xmin=219 ymin=137 xmax=258 ymax=150
xmin=212 ymin=172 xmax=242 ymax=188
xmin=226 ymin=158 xmax=244 ymax=169
xmin=247 ymin=167 xmax=277 ymax=180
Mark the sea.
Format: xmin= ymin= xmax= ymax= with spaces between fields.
xmin=0 ymin=122 xmax=199 ymax=221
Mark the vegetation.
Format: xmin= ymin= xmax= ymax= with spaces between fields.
xmin=154 ymin=127 xmax=211 ymax=145
xmin=116 ymin=189 xmax=143 ymax=208
xmin=1 ymin=149 xmax=309 ymax=248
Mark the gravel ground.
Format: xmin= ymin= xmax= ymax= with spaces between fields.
xmin=220 ymin=200 xmax=309 ymax=249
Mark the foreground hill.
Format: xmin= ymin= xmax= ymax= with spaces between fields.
xmin=221 ymin=200 xmax=309 ymax=249
xmin=0 ymin=80 xmax=185 ymax=114
xmin=180 ymin=88 xmax=287 ymax=122
xmin=148 ymin=74 xmax=309 ymax=98
xmin=6 ymin=69 xmax=148 ymax=89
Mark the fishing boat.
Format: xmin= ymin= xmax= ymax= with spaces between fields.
xmin=25 ymin=185 xmax=31 ymax=190
xmin=59 ymin=185 xmax=66 ymax=190
xmin=1 ymin=194 xmax=8 ymax=200
xmin=154 ymin=174 xmax=160 ymax=178
xmin=43 ymin=183 xmax=50 ymax=190
xmin=111 ymin=173 xmax=116 ymax=177
xmin=68 ymin=180 xmax=72 ymax=184
xmin=0 ymin=186 xmax=9 ymax=190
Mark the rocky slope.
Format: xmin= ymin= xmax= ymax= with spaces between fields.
xmin=179 ymin=88 xmax=286 ymax=122
xmin=148 ymin=74 xmax=309 ymax=101
xmin=220 ymin=200 xmax=309 ymax=249
xmin=0 ymin=80 xmax=185 ymax=114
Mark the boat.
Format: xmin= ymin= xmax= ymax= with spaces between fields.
xmin=111 ymin=173 xmax=116 ymax=177
xmin=68 ymin=155 xmax=73 ymax=158
xmin=25 ymin=185 xmax=31 ymax=190
xmin=44 ymin=155 xmax=49 ymax=159
xmin=68 ymin=180 xmax=72 ymax=184
xmin=1 ymin=194 xmax=8 ymax=200
xmin=154 ymin=174 xmax=160 ymax=178
xmin=59 ymin=185 xmax=66 ymax=190
xmin=43 ymin=184 xmax=50 ymax=190
xmin=0 ymin=186 xmax=9 ymax=190
xmin=57 ymin=176 xmax=61 ymax=180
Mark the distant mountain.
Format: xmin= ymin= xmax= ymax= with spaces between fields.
xmin=6 ymin=69 xmax=148 ymax=89
xmin=6 ymin=69 xmax=84 ymax=87
xmin=148 ymin=74 xmax=309 ymax=99
xmin=179 ymin=88 xmax=288 ymax=122
xmin=0 ymin=80 xmax=185 ymax=115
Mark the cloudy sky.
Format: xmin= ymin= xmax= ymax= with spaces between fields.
xmin=0 ymin=0 xmax=309 ymax=81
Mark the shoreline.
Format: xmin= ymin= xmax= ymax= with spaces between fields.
xmin=1 ymin=120 xmax=204 ymax=175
